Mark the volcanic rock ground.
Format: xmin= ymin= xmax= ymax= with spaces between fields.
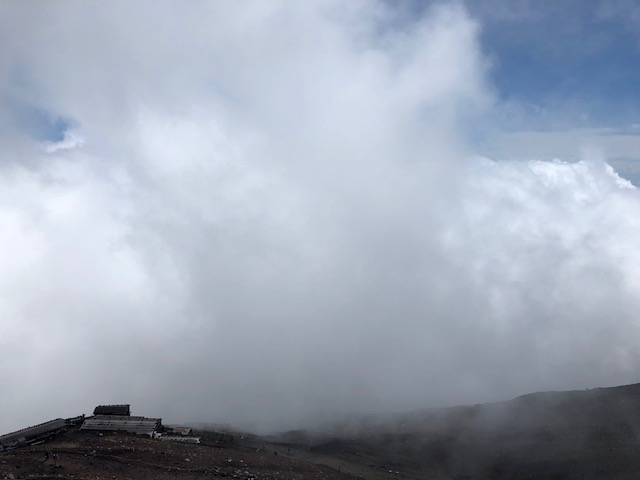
xmin=2 ymin=383 xmax=640 ymax=479
xmin=0 ymin=428 xmax=361 ymax=480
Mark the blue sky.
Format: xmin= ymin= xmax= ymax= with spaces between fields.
xmin=386 ymin=0 xmax=639 ymax=130
xmin=10 ymin=101 xmax=70 ymax=142
xmin=438 ymin=0 xmax=640 ymax=184
xmin=469 ymin=0 xmax=640 ymax=130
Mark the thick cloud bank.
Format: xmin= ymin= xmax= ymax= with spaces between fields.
xmin=0 ymin=1 xmax=638 ymax=432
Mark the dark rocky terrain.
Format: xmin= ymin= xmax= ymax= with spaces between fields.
xmin=266 ymin=383 xmax=640 ymax=479
xmin=0 ymin=428 xmax=359 ymax=480
xmin=2 ymin=383 xmax=640 ymax=479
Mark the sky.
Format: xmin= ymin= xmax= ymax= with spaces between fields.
xmin=0 ymin=0 xmax=639 ymax=434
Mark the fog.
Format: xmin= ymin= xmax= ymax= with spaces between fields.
xmin=0 ymin=1 xmax=639 ymax=433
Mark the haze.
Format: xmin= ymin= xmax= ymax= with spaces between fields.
xmin=1 ymin=1 xmax=639 ymax=433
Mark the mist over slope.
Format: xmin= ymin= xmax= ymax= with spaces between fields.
xmin=313 ymin=383 xmax=640 ymax=479
xmin=232 ymin=383 xmax=640 ymax=479
xmin=0 ymin=1 xmax=639 ymax=433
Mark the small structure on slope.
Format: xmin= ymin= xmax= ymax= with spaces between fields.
xmin=81 ymin=415 xmax=161 ymax=437
xmin=93 ymin=404 xmax=131 ymax=416
xmin=166 ymin=426 xmax=193 ymax=436
xmin=159 ymin=435 xmax=201 ymax=444
xmin=0 ymin=418 xmax=67 ymax=449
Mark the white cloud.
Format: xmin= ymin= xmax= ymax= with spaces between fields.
xmin=0 ymin=1 xmax=639 ymax=433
